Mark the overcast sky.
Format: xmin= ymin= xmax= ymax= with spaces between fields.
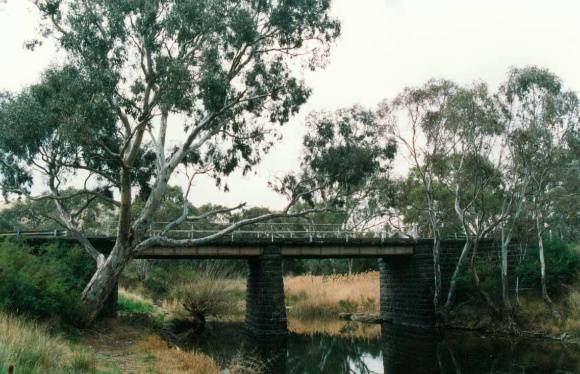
xmin=1 ymin=0 xmax=579 ymax=209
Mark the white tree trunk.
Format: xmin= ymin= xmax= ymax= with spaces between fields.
xmin=500 ymin=230 xmax=511 ymax=309
xmin=80 ymin=244 xmax=132 ymax=324
xmin=536 ymin=221 xmax=552 ymax=305
xmin=432 ymin=235 xmax=442 ymax=312
xmin=443 ymin=239 xmax=471 ymax=311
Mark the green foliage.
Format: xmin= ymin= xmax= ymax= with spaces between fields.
xmin=295 ymin=106 xmax=396 ymax=208
xmin=1 ymin=0 xmax=341 ymax=201
xmin=118 ymin=295 xmax=155 ymax=315
xmin=516 ymin=239 xmax=580 ymax=296
xmin=454 ymin=240 xmax=580 ymax=302
xmin=0 ymin=240 xmax=94 ymax=325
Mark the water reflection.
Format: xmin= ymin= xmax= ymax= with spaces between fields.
xmin=184 ymin=319 xmax=580 ymax=373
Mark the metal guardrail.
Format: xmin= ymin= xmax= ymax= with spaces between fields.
xmin=0 ymin=223 xmax=391 ymax=242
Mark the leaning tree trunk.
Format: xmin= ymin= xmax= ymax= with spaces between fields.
xmin=80 ymin=244 xmax=132 ymax=325
xmin=432 ymin=235 xmax=442 ymax=313
xmin=443 ymin=239 xmax=471 ymax=312
xmin=470 ymin=239 xmax=499 ymax=315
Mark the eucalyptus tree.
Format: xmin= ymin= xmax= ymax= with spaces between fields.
xmin=0 ymin=0 xmax=341 ymax=323
xmin=432 ymin=83 xmax=505 ymax=312
xmin=292 ymin=105 xmax=397 ymax=274
xmin=378 ymin=80 xmax=457 ymax=312
xmin=298 ymin=105 xmax=397 ymax=230
xmin=498 ymin=67 xmax=580 ymax=305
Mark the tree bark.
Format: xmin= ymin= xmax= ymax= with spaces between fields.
xmin=432 ymin=235 xmax=442 ymax=312
xmin=80 ymin=244 xmax=132 ymax=325
xmin=536 ymin=223 xmax=552 ymax=305
xmin=443 ymin=239 xmax=471 ymax=312
xmin=500 ymin=230 xmax=511 ymax=310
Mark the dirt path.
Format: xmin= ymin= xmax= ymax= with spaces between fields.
xmin=80 ymin=318 xmax=157 ymax=373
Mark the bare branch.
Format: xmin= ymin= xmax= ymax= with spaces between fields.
xmin=134 ymin=206 xmax=332 ymax=252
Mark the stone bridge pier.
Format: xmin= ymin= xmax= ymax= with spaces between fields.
xmin=245 ymin=246 xmax=287 ymax=336
xmin=378 ymin=241 xmax=435 ymax=327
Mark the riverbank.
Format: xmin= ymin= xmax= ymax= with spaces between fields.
xmin=2 ymin=272 xmax=579 ymax=373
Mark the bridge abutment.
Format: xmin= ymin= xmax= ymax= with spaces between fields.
xmin=379 ymin=242 xmax=435 ymax=328
xmin=245 ymin=246 xmax=287 ymax=336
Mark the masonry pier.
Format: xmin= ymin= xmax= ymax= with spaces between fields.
xmin=378 ymin=241 xmax=435 ymax=327
xmin=245 ymin=246 xmax=287 ymax=336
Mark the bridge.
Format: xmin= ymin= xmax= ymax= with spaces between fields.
xmin=1 ymin=223 xmax=478 ymax=335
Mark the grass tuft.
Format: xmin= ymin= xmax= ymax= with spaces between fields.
xmin=0 ymin=312 xmax=96 ymax=373
xmin=118 ymin=288 xmax=157 ymax=315
xmin=135 ymin=335 xmax=220 ymax=374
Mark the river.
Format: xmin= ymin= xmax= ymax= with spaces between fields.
xmin=184 ymin=319 xmax=580 ymax=373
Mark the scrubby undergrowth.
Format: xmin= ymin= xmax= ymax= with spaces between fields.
xmin=0 ymin=313 xmax=95 ymax=374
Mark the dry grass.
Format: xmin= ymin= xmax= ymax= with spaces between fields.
xmin=288 ymin=317 xmax=381 ymax=339
xmin=517 ymin=285 xmax=580 ymax=335
xmin=168 ymin=279 xmax=243 ymax=319
xmin=225 ymin=352 xmax=267 ymax=374
xmin=163 ymin=276 xmax=245 ymax=321
xmin=0 ymin=313 xmax=96 ymax=373
xmin=135 ymin=335 xmax=220 ymax=374
xmin=156 ymin=271 xmax=380 ymax=321
xmin=284 ymin=272 xmax=380 ymax=318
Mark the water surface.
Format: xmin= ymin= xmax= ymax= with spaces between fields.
xmin=185 ymin=319 xmax=580 ymax=373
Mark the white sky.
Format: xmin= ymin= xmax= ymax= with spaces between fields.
xmin=1 ymin=0 xmax=579 ymax=209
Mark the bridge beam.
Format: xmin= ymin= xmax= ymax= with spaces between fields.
xmin=379 ymin=242 xmax=434 ymax=328
xmin=245 ymin=246 xmax=287 ymax=336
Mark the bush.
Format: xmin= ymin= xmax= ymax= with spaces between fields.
xmin=167 ymin=267 xmax=244 ymax=322
xmin=516 ymin=239 xmax=580 ymax=296
xmin=453 ymin=239 xmax=580 ymax=302
xmin=169 ymin=280 xmax=241 ymax=321
xmin=0 ymin=312 xmax=96 ymax=373
xmin=0 ymin=240 xmax=94 ymax=325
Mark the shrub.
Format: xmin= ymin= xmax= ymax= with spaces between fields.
xmin=0 ymin=240 xmax=93 ymax=325
xmin=169 ymin=279 xmax=241 ymax=321
xmin=516 ymin=239 xmax=580 ymax=296
xmin=453 ymin=239 xmax=580 ymax=302
xmin=0 ymin=312 xmax=96 ymax=373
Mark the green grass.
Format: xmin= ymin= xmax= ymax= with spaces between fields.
xmin=118 ymin=294 xmax=156 ymax=315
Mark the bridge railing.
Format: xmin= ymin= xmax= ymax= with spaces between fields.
xmin=0 ymin=222 xmax=391 ymax=242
